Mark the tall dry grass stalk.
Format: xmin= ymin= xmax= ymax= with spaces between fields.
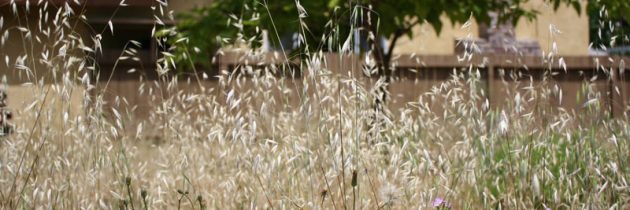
xmin=0 ymin=0 xmax=629 ymax=209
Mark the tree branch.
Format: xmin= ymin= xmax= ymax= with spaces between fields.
xmin=384 ymin=29 xmax=403 ymax=68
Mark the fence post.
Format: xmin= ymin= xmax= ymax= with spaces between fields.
xmin=0 ymin=88 xmax=13 ymax=136
xmin=487 ymin=64 xmax=495 ymax=110
xmin=613 ymin=57 xmax=629 ymax=118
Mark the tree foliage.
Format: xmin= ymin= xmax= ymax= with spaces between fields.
xmin=587 ymin=0 xmax=630 ymax=52
xmin=168 ymin=0 xmax=630 ymax=132
xmin=174 ymin=0 xmax=600 ymax=67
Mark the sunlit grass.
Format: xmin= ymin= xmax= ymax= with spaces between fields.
xmin=0 ymin=1 xmax=629 ymax=209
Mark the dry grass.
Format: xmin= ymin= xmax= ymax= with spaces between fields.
xmin=1 ymin=0 xmax=629 ymax=209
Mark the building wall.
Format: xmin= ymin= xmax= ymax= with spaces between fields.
xmin=0 ymin=6 xmax=88 ymax=130
xmin=395 ymin=0 xmax=589 ymax=56
xmin=0 ymin=0 xmax=604 ymax=128
xmin=395 ymin=16 xmax=480 ymax=55
xmin=167 ymin=0 xmax=590 ymax=57
xmin=514 ymin=0 xmax=589 ymax=56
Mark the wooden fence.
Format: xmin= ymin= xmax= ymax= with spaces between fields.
xmin=97 ymin=51 xmax=630 ymax=120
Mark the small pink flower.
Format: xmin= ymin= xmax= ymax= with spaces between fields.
xmin=432 ymin=197 xmax=451 ymax=209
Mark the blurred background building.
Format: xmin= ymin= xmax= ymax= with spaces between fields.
xmin=0 ymin=0 xmax=629 ymax=123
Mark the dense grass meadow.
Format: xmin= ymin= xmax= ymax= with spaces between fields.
xmin=1 ymin=0 xmax=630 ymax=209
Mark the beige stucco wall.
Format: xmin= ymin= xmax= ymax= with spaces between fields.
xmin=168 ymin=0 xmax=589 ymax=56
xmin=3 ymin=85 xmax=86 ymax=133
xmin=0 ymin=0 xmax=210 ymax=129
xmin=395 ymin=0 xmax=589 ymax=56
xmin=395 ymin=16 xmax=480 ymax=55
xmin=0 ymin=0 xmax=593 ymax=129
xmin=514 ymin=0 xmax=589 ymax=56
xmin=0 ymin=6 xmax=87 ymax=131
